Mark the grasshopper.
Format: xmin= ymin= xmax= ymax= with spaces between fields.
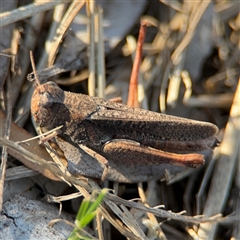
xmin=31 ymin=81 xmax=219 ymax=183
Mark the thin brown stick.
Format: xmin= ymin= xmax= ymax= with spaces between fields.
xmin=127 ymin=21 xmax=147 ymax=108
xmin=30 ymin=51 xmax=40 ymax=86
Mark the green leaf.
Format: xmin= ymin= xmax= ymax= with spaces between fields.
xmin=84 ymin=189 xmax=108 ymax=216
xmin=68 ymin=189 xmax=108 ymax=239
xmin=76 ymin=199 xmax=90 ymax=223
xmin=79 ymin=211 xmax=96 ymax=228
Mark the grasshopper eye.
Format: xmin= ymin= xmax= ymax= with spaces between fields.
xmin=40 ymin=92 xmax=54 ymax=109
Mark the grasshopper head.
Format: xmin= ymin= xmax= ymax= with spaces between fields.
xmin=31 ymin=81 xmax=65 ymax=128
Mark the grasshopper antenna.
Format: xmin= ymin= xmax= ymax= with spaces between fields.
xmin=29 ymin=51 xmax=41 ymax=86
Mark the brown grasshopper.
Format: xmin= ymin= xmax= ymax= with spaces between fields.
xmin=31 ymin=81 xmax=219 ymax=183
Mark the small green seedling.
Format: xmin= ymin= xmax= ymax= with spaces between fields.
xmin=68 ymin=189 xmax=108 ymax=240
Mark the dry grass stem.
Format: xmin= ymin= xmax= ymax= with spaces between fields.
xmin=197 ymin=80 xmax=240 ymax=239
xmin=0 ymin=78 xmax=12 ymax=211
xmin=5 ymin=165 xmax=39 ymax=181
xmin=0 ymin=1 xmax=70 ymax=27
